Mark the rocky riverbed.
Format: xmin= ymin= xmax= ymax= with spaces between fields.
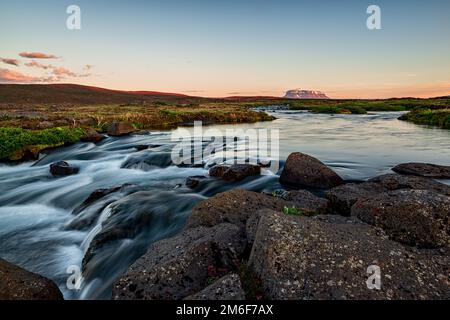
xmin=106 ymin=153 xmax=450 ymax=300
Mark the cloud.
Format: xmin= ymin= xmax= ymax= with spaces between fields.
xmin=19 ymin=52 xmax=59 ymax=59
xmin=25 ymin=60 xmax=91 ymax=80
xmin=25 ymin=60 xmax=53 ymax=69
xmin=0 ymin=68 xmax=39 ymax=82
xmin=52 ymin=67 xmax=77 ymax=77
xmin=0 ymin=58 xmax=20 ymax=66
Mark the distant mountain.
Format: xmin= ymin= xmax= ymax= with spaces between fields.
xmin=284 ymin=89 xmax=329 ymax=99
xmin=0 ymin=84 xmax=206 ymax=104
xmin=0 ymin=84 xmax=288 ymax=105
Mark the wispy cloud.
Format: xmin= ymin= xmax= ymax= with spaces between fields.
xmin=0 ymin=68 xmax=39 ymax=82
xmin=0 ymin=58 xmax=20 ymax=66
xmin=25 ymin=60 xmax=53 ymax=69
xmin=25 ymin=60 xmax=92 ymax=80
xmin=19 ymin=52 xmax=59 ymax=59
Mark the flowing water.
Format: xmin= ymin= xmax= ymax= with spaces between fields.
xmin=0 ymin=110 xmax=449 ymax=299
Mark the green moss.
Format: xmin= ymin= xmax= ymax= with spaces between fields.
xmin=399 ymin=109 xmax=450 ymax=129
xmin=0 ymin=127 xmax=85 ymax=160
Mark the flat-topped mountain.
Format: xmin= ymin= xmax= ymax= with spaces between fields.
xmin=284 ymin=89 xmax=329 ymax=99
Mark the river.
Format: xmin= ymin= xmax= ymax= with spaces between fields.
xmin=0 ymin=110 xmax=449 ymax=299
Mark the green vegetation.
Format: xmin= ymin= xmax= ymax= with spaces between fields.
xmin=309 ymin=105 xmax=367 ymax=114
xmin=0 ymin=102 xmax=275 ymax=132
xmin=286 ymin=98 xmax=450 ymax=114
xmin=0 ymin=127 xmax=85 ymax=160
xmin=283 ymin=206 xmax=302 ymax=216
xmin=399 ymin=108 xmax=450 ymax=129
xmin=283 ymin=206 xmax=316 ymax=217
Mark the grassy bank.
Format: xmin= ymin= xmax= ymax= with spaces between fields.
xmin=399 ymin=109 xmax=450 ymax=129
xmin=0 ymin=127 xmax=85 ymax=161
xmin=285 ymin=98 xmax=450 ymax=114
xmin=0 ymin=102 xmax=275 ymax=131
xmin=0 ymin=102 xmax=275 ymax=161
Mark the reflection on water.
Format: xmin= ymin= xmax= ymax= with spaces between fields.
xmin=0 ymin=111 xmax=449 ymax=299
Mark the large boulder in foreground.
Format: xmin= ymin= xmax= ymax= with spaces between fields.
xmin=248 ymin=210 xmax=450 ymax=300
xmin=392 ymin=163 xmax=450 ymax=179
xmin=107 ymin=122 xmax=135 ymax=136
xmin=112 ymin=223 xmax=245 ymax=300
xmin=185 ymin=274 xmax=245 ymax=300
xmin=186 ymin=189 xmax=288 ymax=229
xmin=49 ymin=161 xmax=79 ymax=176
xmin=0 ymin=259 xmax=63 ymax=300
xmin=279 ymin=152 xmax=343 ymax=189
xmin=187 ymin=189 xmax=329 ymax=230
xmin=352 ymin=189 xmax=450 ymax=248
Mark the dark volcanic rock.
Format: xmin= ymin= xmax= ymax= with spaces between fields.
xmin=0 ymin=259 xmax=63 ymax=300
xmin=209 ymin=165 xmax=230 ymax=178
xmin=352 ymin=189 xmax=450 ymax=248
xmin=221 ymin=164 xmax=261 ymax=182
xmin=185 ymin=176 xmax=208 ymax=189
xmin=369 ymin=173 xmax=450 ymax=196
xmin=185 ymin=274 xmax=245 ymax=300
xmin=66 ymin=184 xmax=139 ymax=230
xmin=326 ymin=182 xmax=387 ymax=216
xmin=186 ymin=189 xmax=288 ymax=229
xmin=81 ymin=128 xmax=105 ymax=143
xmin=278 ymin=190 xmax=329 ymax=215
xmin=49 ymin=161 xmax=79 ymax=176
xmin=107 ymin=122 xmax=135 ymax=136
xmin=112 ymin=223 xmax=245 ymax=300
xmin=248 ymin=210 xmax=450 ymax=300
xmin=121 ymin=151 xmax=173 ymax=170
xmin=392 ymin=163 xmax=450 ymax=179
xmin=279 ymin=152 xmax=344 ymax=189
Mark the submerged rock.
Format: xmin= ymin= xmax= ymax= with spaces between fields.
xmin=66 ymin=184 xmax=139 ymax=230
xmin=185 ymin=176 xmax=208 ymax=189
xmin=279 ymin=152 xmax=343 ymax=189
xmin=352 ymin=189 xmax=450 ymax=248
xmin=112 ymin=223 xmax=245 ymax=300
xmin=0 ymin=259 xmax=63 ymax=300
xmin=121 ymin=151 xmax=173 ymax=170
xmin=248 ymin=210 xmax=450 ymax=300
xmin=107 ymin=122 xmax=135 ymax=136
xmin=49 ymin=161 xmax=79 ymax=176
xmin=82 ymin=191 xmax=204 ymax=273
xmin=392 ymin=163 xmax=450 ymax=179
xmin=185 ymin=274 xmax=245 ymax=300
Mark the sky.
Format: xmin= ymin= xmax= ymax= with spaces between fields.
xmin=0 ymin=0 xmax=449 ymax=98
